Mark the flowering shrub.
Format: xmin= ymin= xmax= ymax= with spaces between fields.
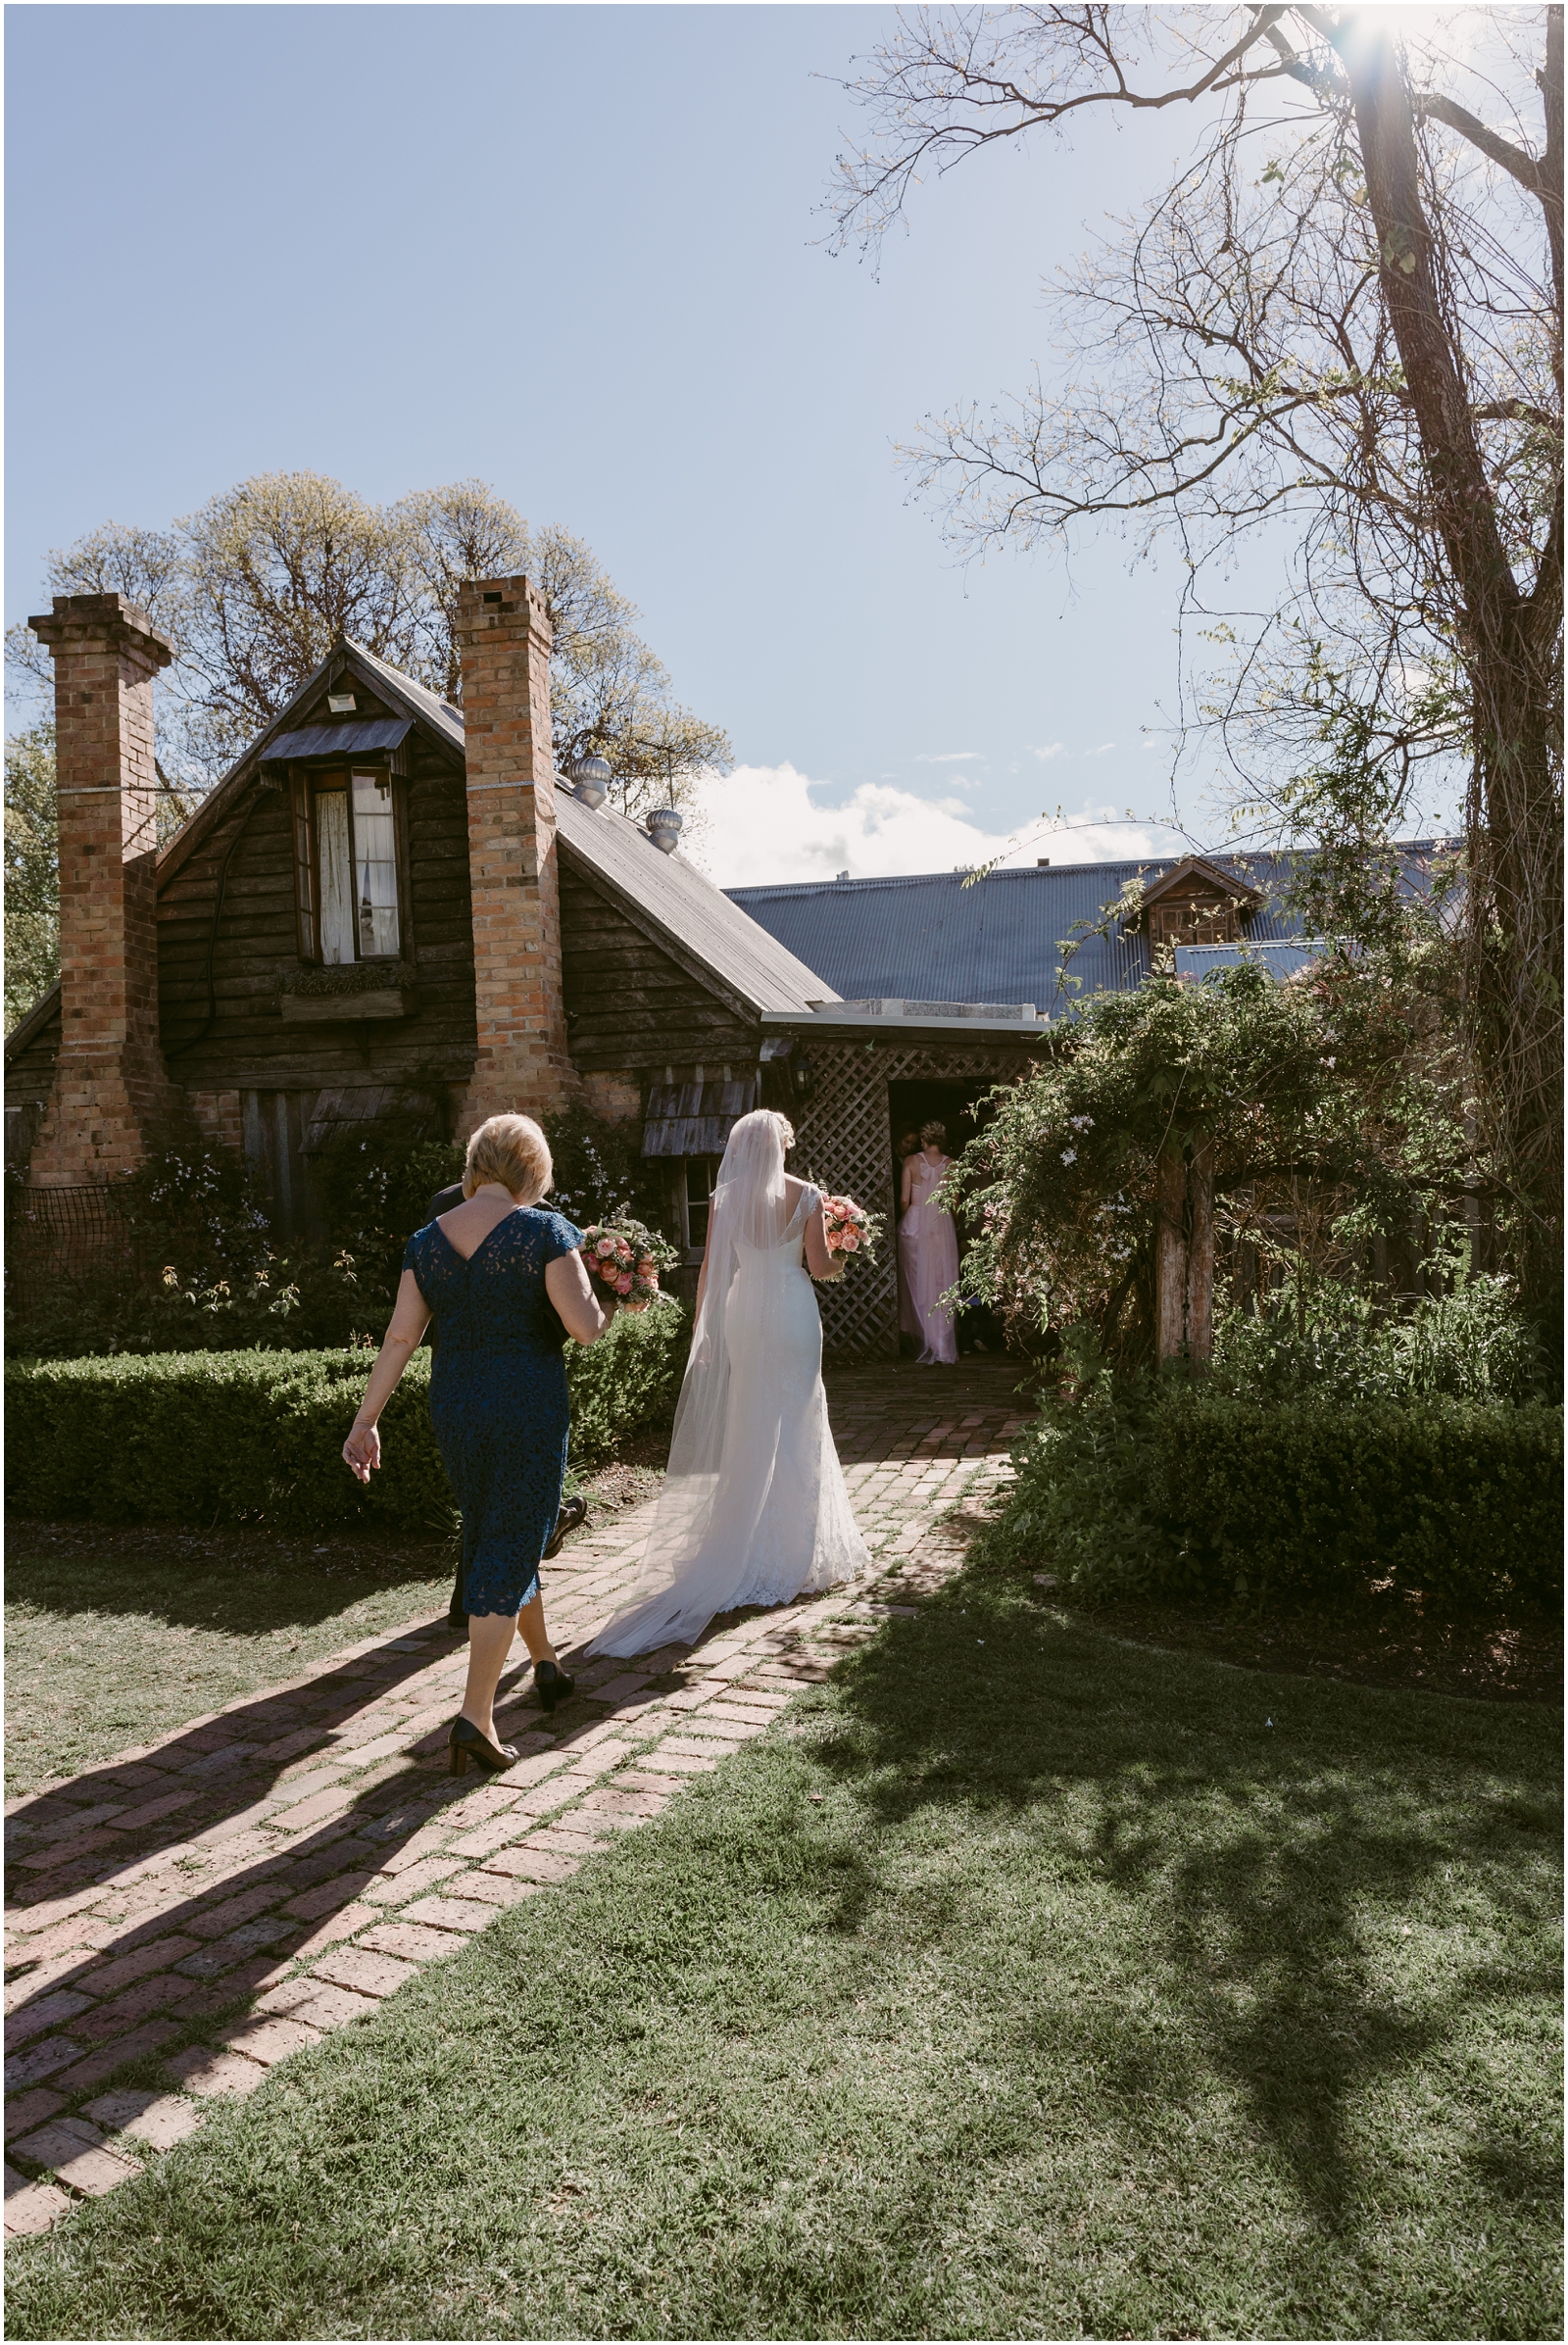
xmin=949 ymin=954 xmax=1489 ymax=1370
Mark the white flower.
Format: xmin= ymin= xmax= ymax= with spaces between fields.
xmin=1060 ymin=1148 xmax=1077 ymax=1165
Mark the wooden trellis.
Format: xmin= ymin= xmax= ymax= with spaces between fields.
xmin=792 ymin=1037 xmax=1035 ymax=1359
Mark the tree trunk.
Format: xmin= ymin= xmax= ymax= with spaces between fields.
xmin=1186 ymin=1139 xmax=1215 ymax=1367
xmin=1155 ymin=1136 xmax=1188 ymax=1364
xmin=1348 ymin=24 xmax=1563 ymax=1313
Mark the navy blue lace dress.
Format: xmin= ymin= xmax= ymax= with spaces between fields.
xmin=403 ymin=1206 xmax=584 ymax=1617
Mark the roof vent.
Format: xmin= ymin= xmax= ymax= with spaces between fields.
xmin=568 ymin=753 xmax=612 ymax=812
xmin=836 ymin=870 xmax=850 ymax=882
xmin=646 ymin=807 xmax=683 ymax=855
xmin=1037 ymin=857 xmax=1051 ymax=867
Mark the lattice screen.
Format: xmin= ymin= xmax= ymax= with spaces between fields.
xmin=793 ymin=1038 xmax=1030 ymax=1359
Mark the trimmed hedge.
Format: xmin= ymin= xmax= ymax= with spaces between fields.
xmin=987 ymin=1386 xmax=1562 ymax=1612
xmin=1156 ymin=1390 xmax=1563 ymax=1610
xmin=5 ymin=1304 xmax=687 ymax=1535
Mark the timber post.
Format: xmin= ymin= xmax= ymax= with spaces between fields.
xmin=1154 ymin=1135 xmax=1188 ymax=1364
xmin=1154 ymin=1130 xmax=1216 ymax=1369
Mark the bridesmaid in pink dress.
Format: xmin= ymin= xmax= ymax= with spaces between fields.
xmin=898 ymin=1121 xmax=959 ymax=1365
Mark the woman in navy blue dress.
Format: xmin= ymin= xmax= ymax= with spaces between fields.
xmin=342 ymin=1113 xmax=617 ymax=1775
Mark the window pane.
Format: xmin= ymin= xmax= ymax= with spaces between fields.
xmin=686 ymin=1157 xmax=719 ymax=1247
xmin=351 ymin=771 xmax=400 ymax=957
xmin=316 ymin=790 xmax=355 ymax=964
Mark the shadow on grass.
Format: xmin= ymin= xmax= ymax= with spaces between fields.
xmin=801 ymin=1562 xmax=1563 ymax=2239
xmin=4 ymin=1540 xmax=455 ymax=1642
xmin=4 ymin=1492 xmax=1559 ymax=2340
xmin=3 ymin=1611 xmax=560 ymax=2082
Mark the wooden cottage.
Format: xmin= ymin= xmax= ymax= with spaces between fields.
xmin=5 ymin=577 xmax=1334 ymax=1357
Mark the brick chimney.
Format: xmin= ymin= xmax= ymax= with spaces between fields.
xmin=454 ymin=574 xmax=574 ymax=1135
xmin=26 ymin=592 xmax=186 ymax=1185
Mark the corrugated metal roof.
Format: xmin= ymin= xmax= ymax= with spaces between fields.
xmin=343 ymin=642 xmax=833 ymax=1015
xmin=1174 ymin=940 xmax=1326 ymax=982
xmin=555 ymin=790 xmax=833 ymax=1016
xmin=262 ymin=717 xmax=413 ymax=761
xmin=344 ymin=643 xmax=466 ymax=756
xmin=727 ymin=847 xmax=1443 ymax=1010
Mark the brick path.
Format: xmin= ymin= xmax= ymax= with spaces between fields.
xmin=4 ymin=1360 xmax=1027 ymax=2239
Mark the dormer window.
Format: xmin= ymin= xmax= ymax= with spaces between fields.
xmin=1131 ymin=855 xmax=1264 ymax=962
xmin=1147 ymin=893 xmax=1240 ymax=951
xmin=290 ymin=765 xmax=405 ymax=962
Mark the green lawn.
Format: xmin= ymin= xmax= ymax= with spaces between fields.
xmin=3 ymin=1540 xmax=456 ymax=1797
xmin=7 ymin=1561 xmax=1560 ymax=2341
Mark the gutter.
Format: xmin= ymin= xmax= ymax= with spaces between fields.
xmin=760 ymin=1008 xmax=1053 ymax=1043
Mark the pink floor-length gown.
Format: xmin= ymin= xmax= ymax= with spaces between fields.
xmin=898 ymin=1153 xmax=959 ymax=1364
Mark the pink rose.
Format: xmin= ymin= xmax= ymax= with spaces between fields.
xmin=614 ymin=1272 xmax=634 ymax=1293
xmin=842 ymin=1230 xmax=859 ymax=1250
xmin=595 ymin=1236 xmax=616 ymax=1258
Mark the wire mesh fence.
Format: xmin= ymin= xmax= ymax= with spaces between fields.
xmin=4 ymin=1184 xmax=142 ymax=1317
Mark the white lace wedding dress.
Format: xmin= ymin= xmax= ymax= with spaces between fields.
xmin=589 ymin=1111 xmax=870 ymax=1656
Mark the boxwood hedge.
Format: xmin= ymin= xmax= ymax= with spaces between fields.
xmin=6 ymin=1303 xmax=687 ymax=1536
xmin=1156 ymin=1389 xmax=1563 ymax=1610
xmin=987 ymin=1386 xmax=1562 ymax=1612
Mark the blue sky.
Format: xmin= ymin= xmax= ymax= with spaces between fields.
xmin=7 ymin=4 xmax=1236 ymax=881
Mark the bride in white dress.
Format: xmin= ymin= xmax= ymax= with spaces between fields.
xmin=589 ymin=1109 xmax=870 ymax=1656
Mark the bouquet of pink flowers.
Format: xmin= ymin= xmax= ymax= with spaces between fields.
xmin=579 ymin=1219 xmax=678 ymax=1313
xmin=821 ymin=1194 xmax=882 ymax=1264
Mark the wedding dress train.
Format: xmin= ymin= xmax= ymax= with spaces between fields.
xmin=588 ymin=1112 xmax=870 ymax=1657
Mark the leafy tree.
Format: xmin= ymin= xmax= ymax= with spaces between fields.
xmin=951 ymin=951 xmax=1479 ymax=1370
xmin=9 ymin=473 xmax=730 ymax=821
xmin=829 ymin=5 xmax=1561 ymax=1308
xmin=4 ymin=724 xmax=59 ymax=1030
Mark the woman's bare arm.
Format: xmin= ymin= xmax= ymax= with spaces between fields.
xmin=343 ymin=1270 xmax=432 ymax=1481
xmin=901 ymin=1156 xmax=915 ymax=1212
xmin=546 ymin=1248 xmax=617 ymax=1344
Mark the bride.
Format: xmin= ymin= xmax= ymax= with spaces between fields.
xmin=589 ymin=1109 xmax=870 ymax=1656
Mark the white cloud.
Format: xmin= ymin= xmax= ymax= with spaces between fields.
xmin=914 ymin=750 xmax=981 ymax=763
xmin=684 ymin=763 xmax=1183 ymax=888
xmin=1031 ymin=742 xmax=1067 ymax=760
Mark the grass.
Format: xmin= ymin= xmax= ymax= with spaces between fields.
xmin=6 ymin=1553 xmax=1560 ymax=2341
xmin=3 ymin=1452 xmax=661 ymax=1800
xmin=3 ymin=1538 xmax=455 ymax=1798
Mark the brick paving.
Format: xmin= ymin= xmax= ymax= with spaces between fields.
xmin=4 ymin=1359 xmax=1027 ymax=2240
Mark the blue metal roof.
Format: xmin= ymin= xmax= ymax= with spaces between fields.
xmin=726 ymin=847 xmax=1442 ymax=1013
xmin=1174 ymin=940 xmax=1326 ymax=983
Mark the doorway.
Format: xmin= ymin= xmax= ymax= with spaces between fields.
xmin=887 ymin=1078 xmax=1004 ymax=1354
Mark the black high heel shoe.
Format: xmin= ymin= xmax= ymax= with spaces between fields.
xmin=543 ymin=1495 xmax=588 ymax=1560
xmin=534 ymin=1659 xmax=576 ymax=1715
xmin=448 ymin=1716 xmax=518 ymax=1777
